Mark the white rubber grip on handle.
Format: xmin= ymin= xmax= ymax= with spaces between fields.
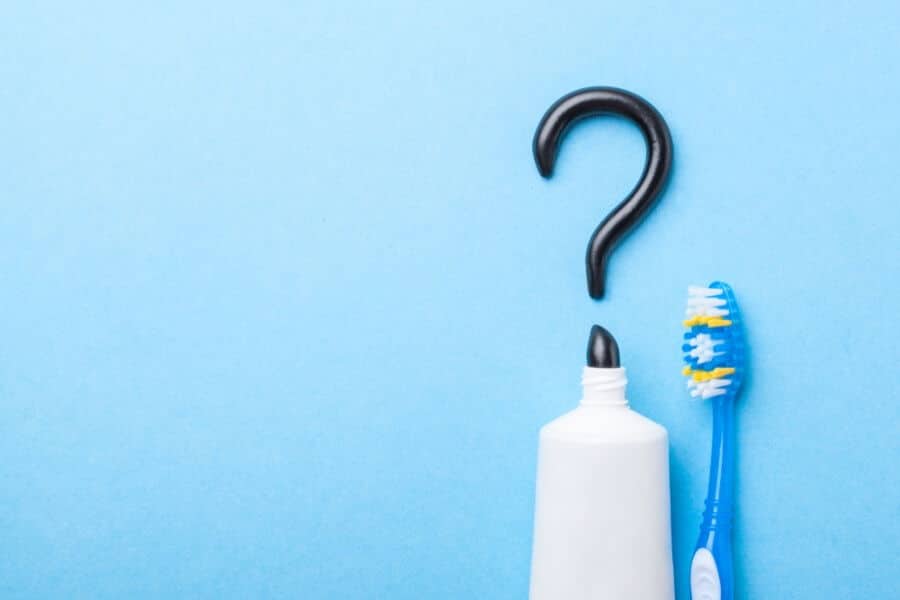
xmin=690 ymin=548 xmax=721 ymax=600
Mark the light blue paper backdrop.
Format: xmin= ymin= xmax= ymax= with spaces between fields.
xmin=2 ymin=2 xmax=898 ymax=598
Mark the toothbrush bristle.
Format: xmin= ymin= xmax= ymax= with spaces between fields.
xmin=682 ymin=282 xmax=745 ymax=399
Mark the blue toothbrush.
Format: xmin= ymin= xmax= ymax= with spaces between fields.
xmin=682 ymin=282 xmax=746 ymax=600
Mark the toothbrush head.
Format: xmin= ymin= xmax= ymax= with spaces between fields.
xmin=682 ymin=282 xmax=746 ymax=399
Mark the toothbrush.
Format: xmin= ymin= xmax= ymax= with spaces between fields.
xmin=682 ymin=282 xmax=746 ymax=600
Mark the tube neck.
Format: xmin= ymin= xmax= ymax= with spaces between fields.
xmin=580 ymin=367 xmax=628 ymax=406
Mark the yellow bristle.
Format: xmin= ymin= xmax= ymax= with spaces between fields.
xmin=686 ymin=367 xmax=736 ymax=382
xmin=683 ymin=316 xmax=733 ymax=328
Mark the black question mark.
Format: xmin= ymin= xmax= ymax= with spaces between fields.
xmin=533 ymin=87 xmax=673 ymax=299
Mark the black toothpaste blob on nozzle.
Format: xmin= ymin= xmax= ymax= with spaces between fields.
xmin=587 ymin=325 xmax=620 ymax=368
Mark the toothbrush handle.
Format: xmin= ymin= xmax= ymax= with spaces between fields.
xmin=691 ymin=504 xmax=734 ymax=600
xmin=691 ymin=396 xmax=736 ymax=600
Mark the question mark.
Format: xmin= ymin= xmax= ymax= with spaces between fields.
xmin=533 ymin=87 xmax=673 ymax=299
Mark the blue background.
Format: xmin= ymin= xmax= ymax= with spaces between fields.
xmin=2 ymin=2 xmax=898 ymax=598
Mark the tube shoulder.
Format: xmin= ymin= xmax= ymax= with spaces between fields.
xmin=540 ymin=405 xmax=668 ymax=445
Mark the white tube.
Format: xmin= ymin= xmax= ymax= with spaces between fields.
xmin=529 ymin=367 xmax=675 ymax=600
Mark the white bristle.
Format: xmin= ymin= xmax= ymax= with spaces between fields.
xmin=686 ymin=378 xmax=732 ymax=399
xmin=687 ymin=296 xmax=726 ymax=307
xmin=686 ymin=285 xmax=730 ymax=318
xmin=685 ymin=306 xmax=729 ymax=318
xmin=687 ymin=286 xmax=722 ymax=297
xmin=686 ymin=333 xmax=722 ymax=364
